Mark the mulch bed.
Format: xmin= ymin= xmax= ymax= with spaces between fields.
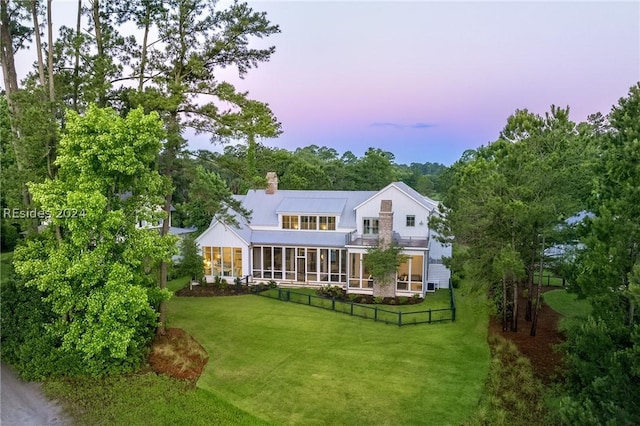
xmin=175 ymin=285 xmax=254 ymax=297
xmin=148 ymin=328 xmax=209 ymax=385
xmin=488 ymin=287 xmax=566 ymax=383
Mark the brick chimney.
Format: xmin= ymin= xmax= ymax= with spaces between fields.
xmin=266 ymin=172 xmax=278 ymax=194
xmin=379 ymin=200 xmax=393 ymax=248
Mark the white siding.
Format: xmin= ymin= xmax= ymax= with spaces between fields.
xmin=427 ymin=230 xmax=451 ymax=288
xmin=196 ymin=223 xmax=250 ymax=279
xmin=354 ymin=186 xmax=431 ymax=238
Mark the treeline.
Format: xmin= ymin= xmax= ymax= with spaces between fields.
xmin=168 ymin=144 xmax=447 ymax=229
xmin=434 ymin=83 xmax=640 ymax=424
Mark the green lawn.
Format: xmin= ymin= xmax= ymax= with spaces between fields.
xmin=43 ymin=370 xmax=270 ymax=426
xmin=543 ymin=289 xmax=592 ymax=318
xmin=167 ymin=285 xmax=489 ymax=425
xmin=168 ymin=275 xmax=191 ymax=293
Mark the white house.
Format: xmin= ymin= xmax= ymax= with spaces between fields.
xmin=195 ymin=173 xmax=452 ymax=297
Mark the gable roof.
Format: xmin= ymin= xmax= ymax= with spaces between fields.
xmin=354 ymin=182 xmax=439 ymax=212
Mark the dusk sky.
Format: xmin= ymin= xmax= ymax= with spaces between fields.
xmin=12 ymin=1 xmax=640 ymax=165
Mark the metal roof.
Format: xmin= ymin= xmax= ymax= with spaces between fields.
xmin=250 ymin=230 xmax=349 ymax=247
xmin=276 ymin=197 xmax=347 ymax=214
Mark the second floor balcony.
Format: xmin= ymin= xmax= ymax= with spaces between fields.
xmin=346 ymin=231 xmax=428 ymax=248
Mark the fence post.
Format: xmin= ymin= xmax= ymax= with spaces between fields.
xmin=428 ymin=309 xmax=432 ymax=324
xmin=398 ymin=311 xmax=402 ymax=326
xmin=374 ymin=306 xmax=378 ymax=322
xmin=350 ymin=302 xmax=354 ymax=316
xmin=286 ymin=289 xmax=290 ymax=302
xmin=278 ymin=288 xmax=282 ymax=300
xmin=308 ymin=294 xmax=311 ymax=305
xmin=332 ymin=296 xmax=335 ymax=311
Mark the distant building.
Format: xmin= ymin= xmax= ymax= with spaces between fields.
xmin=196 ymin=173 xmax=451 ymax=297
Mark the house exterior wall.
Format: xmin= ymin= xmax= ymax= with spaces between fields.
xmin=426 ymin=229 xmax=452 ymax=288
xmin=196 ymin=180 xmax=451 ymax=296
xmin=354 ymin=187 xmax=430 ymax=239
xmin=196 ymin=223 xmax=250 ymax=282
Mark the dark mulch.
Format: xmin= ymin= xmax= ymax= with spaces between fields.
xmin=175 ymin=284 xmax=253 ymax=297
xmin=488 ymin=287 xmax=566 ymax=383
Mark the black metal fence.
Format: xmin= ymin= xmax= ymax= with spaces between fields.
xmin=255 ymin=287 xmax=456 ymax=326
xmin=531 ymin=274 xmax=566 ymax=287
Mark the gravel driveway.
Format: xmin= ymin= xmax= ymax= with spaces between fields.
xmin=1 ymin=362 xmax=69 ymax=426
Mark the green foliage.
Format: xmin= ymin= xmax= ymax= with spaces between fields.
xmin=316 ymin=285 xmax=345 ymax=299
xmin=181 ymin=166 xmax=250 ymax=232
xmin=214 ymin=276 xmax=228 ymax=291
xmin=177 ymin=234 xmax=204 ymax=281
xmin=363 ymin=244 xmax=407 ymax=284
xmin=555 ymin=317 xmax=640 ymax=425
xmin=433 ymin=104 xmax=597 ymax=323
xmin=8 ymin=106 xmax=175 ymax=377
xmin=554 ymin=83 xmax=640 ymax=424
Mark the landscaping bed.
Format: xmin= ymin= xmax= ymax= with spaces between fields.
xmin=488 ymin=287 xmax=565 ymax=383
xmin=148 ymin=328 xmax=208 ymax=385
xmin=175 ymin=280 xmax=276 ymax=297
xmin=316 ymin=284 xmax=424 ymax=305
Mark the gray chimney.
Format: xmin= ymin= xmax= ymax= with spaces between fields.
xmin=379 ymin=200 xmax=393 ymax=248
xmin=266 ymin=172 xmax=278 ymax=194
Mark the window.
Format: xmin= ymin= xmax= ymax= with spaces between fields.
xmin=319 ymin=216 xmax=336 ymax=230
xmin=283 ymin=215 xmax=336 ymax=230
xmin=282 ymin=215 xmax=299 ymax=229
xmin=301 ymin=215 xmax=317 ymax=230
xmin=203 ymin=246 xmax=242 ymax=277
xmin=406 ymin=215 xmax=415 ymax=227
xmin=363 ymin=218 xmax=379 ymax=235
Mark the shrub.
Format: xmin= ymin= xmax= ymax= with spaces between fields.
xmin=234 ymin=277 xmax=243 ymax=291
xmin=398 ymin=297 xmax=409 ymax=305
xmin=374 ymin=297 xmax=383 ymax=304
xmin=267 ymin=280 xmax=278 ymax=289
xmin=214 ymin=276 xmax=228 ymax=291
xmin=316 ymin=285 xmax=345 ymax=299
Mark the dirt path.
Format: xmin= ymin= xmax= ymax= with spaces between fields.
xmin=1 ymin=362 xmax=70 ymax=426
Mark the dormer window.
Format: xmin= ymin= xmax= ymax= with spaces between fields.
xmin=283 ymin=215 xmax=299 ymax=229
xmin=282 ymin=214 xmax=336 ymax=231
xmin=319 ymin=216 xmax=336 ymax=230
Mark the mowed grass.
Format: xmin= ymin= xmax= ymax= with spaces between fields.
xmin=167 ymin=285 xmax=489 ymax=425
xmin=543 ymin=289 xmax=591 ymax=318
xmin=43 ymin=372 xmax=270 ymax=426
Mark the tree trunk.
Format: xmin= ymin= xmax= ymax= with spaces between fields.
xmin=502 ymin=277 xmax=508 ymax=332
xmin=31 ymin=0 xmax=46 ymax=87
xmin=530 ymin=234 xmax=545 ymax=336
xmin=157 ymin=193 xmax=171 ymax=336
xmin=525 ymin=260 xmax=534 ymax=321
xmin=372 ymin=274 xmax=395 ymax=299
xmin=91 ymin=0 xmax=107 ymax=107
xmin=138 ymin=0 xmax=151 ymax=92
xmin=511 ymin=279 xmax=518 ymax=332
xmin=72 ymin=0 xmax=81 ymax=111
xmin=46 ymin=0 xmax=54 ymax=101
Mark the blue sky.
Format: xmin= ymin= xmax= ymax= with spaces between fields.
xmin=11 ymin=1 xmax=640 ymax=165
